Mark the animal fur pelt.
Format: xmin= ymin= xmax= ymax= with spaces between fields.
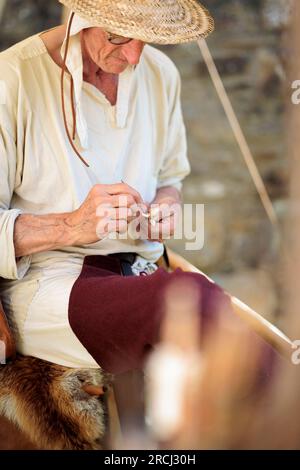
xmin=0 ymin=355 xmax=112 ymax=450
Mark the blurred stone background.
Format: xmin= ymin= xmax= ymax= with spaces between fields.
xmin=0 ymin=0 xmax=292 ymax=320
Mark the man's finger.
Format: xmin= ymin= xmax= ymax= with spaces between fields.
xmin=106 ymin=219 xmax=129 ymax=234
xmin=149 ymin=204 xmax=179 ymax=223
xmin=98 ymin=194 xmax=138 ymax=209
xmin=97 ymin=205 xmax=134 ymax=220
xmin=103 ymin=183 xmax=143 ymax=204
xmin=148 ymin=215 xmax=176 ymax=240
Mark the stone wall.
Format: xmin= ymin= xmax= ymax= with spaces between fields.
xmin=0 ymin=0 xmax=60 ymax=49
xmin=0 ymin=0 xmax=289 ymax=317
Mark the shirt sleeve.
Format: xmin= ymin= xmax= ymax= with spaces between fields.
xmin=0 ymin=68 xmax=31 ymax=280
xmin=157 ymin=66 xmax=191 ymax=192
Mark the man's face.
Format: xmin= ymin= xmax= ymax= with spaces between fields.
xmin=81 ymin=27 xmax=145 ymax=74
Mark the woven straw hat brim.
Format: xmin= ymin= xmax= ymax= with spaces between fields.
xmin=59 ymin=0 xmax=214 ymax=45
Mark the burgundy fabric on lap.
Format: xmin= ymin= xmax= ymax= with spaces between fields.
xmin=68 ymin=255 xmax=276 ymax=379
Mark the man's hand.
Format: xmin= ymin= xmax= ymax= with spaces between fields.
xmin=65 ymin=183 xmax=143 ymax=245
xmin=14 ymin=183 xmax=143 ymax=257
xmin=139 ymin=186 xmax=182 ymax=242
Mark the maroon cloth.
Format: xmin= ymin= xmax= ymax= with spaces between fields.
xmin=68 ymin=255 xmax=276 ymax=380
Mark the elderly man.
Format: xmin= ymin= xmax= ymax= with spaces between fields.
xmin=0 ymin=0 xmax=273 ymax=376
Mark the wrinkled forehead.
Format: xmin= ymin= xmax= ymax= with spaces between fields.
xmin=80 ymin=27 xmax=115 ymax=50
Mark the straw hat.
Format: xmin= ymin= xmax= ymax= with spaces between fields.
xmin=59 ymin=0 xmax=214 ymax=44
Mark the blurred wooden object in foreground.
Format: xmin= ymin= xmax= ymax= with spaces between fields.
xmin=145 ymin=273 xmax=284 ymax=449
xmin=167 ymin=248 xmax=293 ymax=357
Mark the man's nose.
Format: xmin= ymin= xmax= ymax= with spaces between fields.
xmin=121 ymin=40 xmax=144 ymax=65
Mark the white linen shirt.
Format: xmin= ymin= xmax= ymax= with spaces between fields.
xmin=0 ymin=34 xmax=190 ymax=367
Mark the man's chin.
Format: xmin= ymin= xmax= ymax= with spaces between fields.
xmin=104 ymin=61 xmax=129 ymax=74
xmin=107 ymin=68 xmax=127 ymax=75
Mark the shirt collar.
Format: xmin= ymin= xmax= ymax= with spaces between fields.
xmin=61 ymin=13 xmax=137 ymax=148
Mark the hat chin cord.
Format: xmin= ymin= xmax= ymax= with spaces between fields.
xmin=60 ymin=11 xmax=90 ymax=167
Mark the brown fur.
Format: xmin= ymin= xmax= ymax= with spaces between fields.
xmin=0 ymin=300 xmax=16 ymax=360
xmin=0 ymin=355 xmax=112 ymax=450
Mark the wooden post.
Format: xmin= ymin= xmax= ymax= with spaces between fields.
xmin=247 ymin=0 xmax=300 ymax=449
xmin=271 ymin=0 xmax=300 ymax=448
